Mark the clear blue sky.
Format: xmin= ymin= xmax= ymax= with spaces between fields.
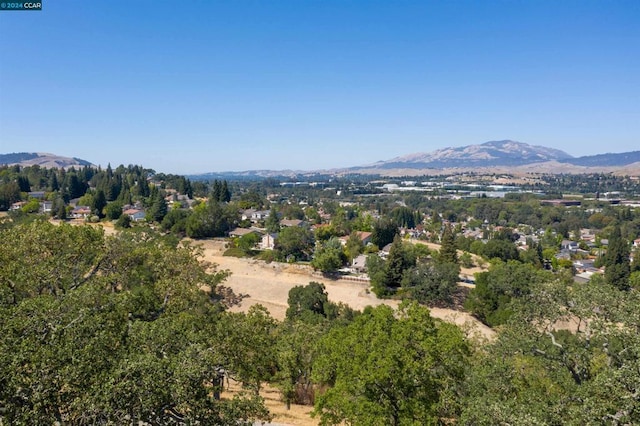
xmin=1 ymin=1 xmax=638 ymax=174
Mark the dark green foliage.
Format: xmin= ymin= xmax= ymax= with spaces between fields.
xmin=370 ymin=236 xmax=416 ymax=297
xmin=439 ymin=224 xmax=458 ymax=264
xmin=275 ymin=226 xmax=314 ymax=261
xmin=389 ymin=206 xmax=416 ymax=228
xmin=604 ymin=224 xmax=630 ymax=290
xmin=91 ymin=189 xmax=107 ymax=218
xmin=286 ymin=282 xmax=330 ymax=322
xmin=481 ymin=238 xmax=520 ymax=262
xmin=104 ymin=201 xmax=123 ymax=220
xmin=313 ymin=303 xmax=470 ymax=425
xmin=371 ymin=218 xmax=398 ymax=248
xmin=310 ymin=237 xmax=346 ymax=273
xmin=148 ymin=190 xmax=168 ymax=222
xmin=0 ymin=180 xmax=20 ymax=210
xmin=186 ymin=201 xmax=238 ymax=238
xmin=465 ymin=261 xmax=552 ymax=326
xmin=17 ymin=175 xmax=31 ymax=192
xmin=402 ymin=261 xmax=460 ymax=305
xmin=265 ymin=206 xmax=281 ymax=233
xmin=0 ymin=221 xmax=271 ymax=425
xmin=211 ymin=179 xmax=231 ymax=203
xmin=236 ymin=232 xmax=260 ymax=253
xmin=161 ymin=208 xmax=190 ymax=235
xmin=383 ymin=236 xmax=416 ymax=289
xmin=115 ymin=214 xmax=131 ymax=229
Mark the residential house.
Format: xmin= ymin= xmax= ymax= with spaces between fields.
xmin=10 ymin=201 xmax=25 ymax=211
xmin=339 ymin=231 xmax=373 ymax=246
xmin=260 ymin=233 xmax=277 ymax=250
xmin=123 ymin=208 xmax=146 ymax=222
xmin=28 ymin=191 xmax=45 ymax=200
xmin=241 ymin=209 xmax=270 ymax=223
xmin=71 ymin=205 xmax=91 ymax=219
xmin=40 ymin=201 xmax=53 ymax=214
xmin=351 ymin=254 xmax=368 ymax=273
xmin=380 ymin=243 xmax=393 ymax=258
xmin=280 ymin=219 xmax=306 ymax=228
xmin=561 ymin=240 xmax=579 ymax=252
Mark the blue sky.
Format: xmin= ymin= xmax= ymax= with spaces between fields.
xmin=1 ymin=1 xmax=638 ymax=174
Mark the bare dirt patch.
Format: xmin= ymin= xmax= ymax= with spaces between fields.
xmin=222 ymin=379 xmax=318 ymax=426
xmin=194 ymin=239 xmax=495 ymax=341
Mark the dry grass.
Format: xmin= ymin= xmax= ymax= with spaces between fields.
xmin=222 ymin=379 xmax=318 ymax=426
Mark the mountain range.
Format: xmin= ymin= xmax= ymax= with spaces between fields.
xmin=3 ymin=141 xmax=640 ymax=177
xmin=0 ymin=152 xmax=93 ymax=169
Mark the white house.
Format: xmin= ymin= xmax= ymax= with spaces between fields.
xmin=123 ymin=208 xmax=146 ymax=222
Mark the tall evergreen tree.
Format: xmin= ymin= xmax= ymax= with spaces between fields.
xmin=92 ymin=189 xmax=107 ymax=218
xmin=149 ymin=191 xmax=168 ymax=222
xmin=383 ymin=235 xmax=416 ymax=292
xmin=439 ymin=225 xmax=458 ymax=264
xmin=604 ymin=224 xmax=630 ymax=290
xmin=221 ymin=180 xmax=231 ymax=202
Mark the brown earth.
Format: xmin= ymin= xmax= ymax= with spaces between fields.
xmin=195 ymin=239 xmax=494 ymax=342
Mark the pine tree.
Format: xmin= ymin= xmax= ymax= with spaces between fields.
xmin=149 ymin=191 xmax=168 ymax=222
xmin=383 ymin=235 xmax=416 ymax=291
xmin=92 ymin=189 xmax=107 ymax=218
xmin=221 ymin=180 xmax=231 ymax=202
xmin=604 ymin=225 xmax=630 ymax=290
xmin=212 ymin=180 xmax=222 ymax=202
xmin=439 ymin=225 xmax=458 ymax=264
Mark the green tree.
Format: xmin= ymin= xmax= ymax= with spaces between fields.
xmin=148 ymin=190 xmax=168 ymax=222
xmin=216 ymin=305 xmax=278 ymax=395
xmin=313 ymin=302 xmax=470 ymax=425
xmin=311 ymin=237 xmax=346 ymax=273
xmin=275 ymin=321 xmax=325 ymax=409
xmin=604 ymin=224 xmax=630 ymax=290
xmin=161 ymin=208 xmax=190 ymax=235
xmin=275 ymin=226 xmax=314 ymax=261
xmin=389 ymin=206 xmax=416 ymax=228
xmin=91 ymin=189 xmax=107 ymax=218
xmin=0 ymin=221 xmax=271 ymax=425
xmin=371 ymin=218 xmax=398 ymax=248
xmin=344 ymin=231 xmax=365 ymax=262
xmin=236 ymin=232 xmax=260 ymax=253
xmin=439 ymin=224 xmax=458 ymax=264
xmin=402 ymin=261 xmax=460 ymax=305
xmin=186 ymin=201 xmax=237 ymax=238
xmin=265 ymin=206 xmax=281 ymax=233
xmin=104 ymin=201 xmax=123 ymax=221
xmin=375 ymin=235 xmax=416 ymax=296
xmin=465 ymin=261 xmax=552 ymax=327
xmin=286 ymin=281 xmax=331 ymax=322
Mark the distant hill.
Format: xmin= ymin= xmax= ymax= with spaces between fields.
xmin=0 ymin=152 xmax=94 ymax=168
xmin=365 ymin=140 xmax=574 ymax=169
xmin=341 ymin=140 xmax=640 ymax=174
xmin=561 ymin=151 xmax=640 ymax=167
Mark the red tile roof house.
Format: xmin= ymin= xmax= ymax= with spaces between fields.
xmin=71 ymin=205 xmax=92 ymax=219
xmin=123 ymin=209 xmax=146 ymax=222
xmin=339 ymin=231 xmax=373 ymax=246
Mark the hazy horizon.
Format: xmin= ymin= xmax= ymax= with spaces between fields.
xmin=1 ymin=1 xmax=638 ymax=174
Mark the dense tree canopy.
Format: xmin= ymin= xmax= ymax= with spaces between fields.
xmin=313 ymin=302 xmax=470 ymax=425
xmin=0 ymin=220 xmax=270 ymax=425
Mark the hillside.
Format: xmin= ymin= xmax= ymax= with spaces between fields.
xmin=0 ymin=152 xmax=93 ymax=169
